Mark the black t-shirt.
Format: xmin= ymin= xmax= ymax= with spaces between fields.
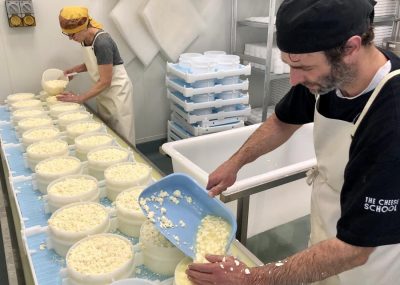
xmin=275 ymin=49 xmax=400 ymax=247
xmin=93 ymin=32 xmax=123 ymax=66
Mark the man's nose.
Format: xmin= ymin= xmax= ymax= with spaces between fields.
xmin=289 ymin=68 xmax=305 ymax=86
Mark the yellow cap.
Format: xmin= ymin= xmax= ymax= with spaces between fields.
xmin=59 ymin=6 xmax=102 ymax=35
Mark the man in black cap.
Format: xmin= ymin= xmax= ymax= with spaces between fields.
xmin=187 ymin=0 xmax=400 ymax=284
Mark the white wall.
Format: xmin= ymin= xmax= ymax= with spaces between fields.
xmin=0 ymin=0 xmax=266 ymax=144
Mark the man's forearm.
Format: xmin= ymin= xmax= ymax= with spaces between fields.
xmin=231 ymin=114 xmax=301 ymax=167
xmin=249 ymin=238 xmax=374 ymax=285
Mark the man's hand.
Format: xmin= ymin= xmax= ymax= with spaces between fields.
xmin=187 ymin=255 xmax=253 ymax=285
xmin=207 ymin=160 xmax=240 ymax=197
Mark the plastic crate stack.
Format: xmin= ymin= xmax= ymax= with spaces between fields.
xmin=166 ymin=51 xmax=252 ymax=141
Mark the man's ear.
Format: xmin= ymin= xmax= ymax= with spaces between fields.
xmin=342 ymin=36 xmax=362 ymax=64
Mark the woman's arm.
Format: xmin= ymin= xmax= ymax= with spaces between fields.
xmin=64 ymin=63 xmax=87 ymax=78
xmin=58 ymin=63 xmax=112 ymax=103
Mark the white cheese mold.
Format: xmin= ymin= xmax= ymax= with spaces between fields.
xmin=65 ymin=233 xmax=135 ymax=284
xmin=139 ymin=220 xmax=185 ymax=276
xmin=45 ymin=174 xmax=100 ymax=213
xmin=47 ymin=202 xmax=111 ymax=257
xmin=115 ymin=186 xmax=147 ymax=237
xmin=87 ymin=146 xmax=133 ymax=181
xmin=74 ymin=132 xmax=114 ymax=161
xmin=104 ymin=162 xmax=152 ymax=201
xmin=34 ymin=156 xmax=84 ymax=194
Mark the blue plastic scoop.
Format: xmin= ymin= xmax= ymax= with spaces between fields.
xmin=138 ymin=173 xmax=237 ymax=259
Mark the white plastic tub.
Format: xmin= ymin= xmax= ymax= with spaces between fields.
xmin=35 ymin=156 xmax=84 ymax=194
xmin=46 ymin=174 xmax=100 ymax=213
xmin=57 ymin=110 xmax=92 ymax=132
xmin=115 ymin=186 xmax=147 ymax=237
xmin=74 ymin=132 xmax=114 ymax=161
xmin=47 ymin=202 xmax=111 ymax=256
xmin=87 ymin=146 xmax=132 ymax=180
xmin=21 ymin=126 xmax=61 ymax=149
xmin=26 ymin=139 xmax=69 ymax=171
xmin=139 ymin=220 xmax=185 ymax=276
xmin=17 ymin=116 xmax=53 ymax=135
xmin=162 ymin=123 xmax=316 ymax=238
xmin=66 ymin=233 xmax=135 ymax=285
xmin=104 ymin=162 xmax=152 ymax=201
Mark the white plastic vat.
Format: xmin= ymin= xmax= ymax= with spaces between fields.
xmin=162 ymin=123 xmax=316 ymax=238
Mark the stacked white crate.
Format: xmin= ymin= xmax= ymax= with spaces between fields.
xmin=166 ymin=52 xmax=252 ymax=141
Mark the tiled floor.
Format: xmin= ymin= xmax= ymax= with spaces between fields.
xmin=137 ymin=139 xmax=311 ymax=264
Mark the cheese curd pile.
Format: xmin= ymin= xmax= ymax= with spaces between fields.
xmin=75 ymin=134 xmax=112 ymax=147
xmin=67 ymin=235 xmax=132 ymax=275
xmin=27 ymin=139 xmax=67 ymax=156
xmin=105 ymin=163 xmax=150 ymax=182
xmin=50 ymin=103 xmax=80 ymax=113
xmin=140 ymin=220 xmax=175 ymax=248
xmin=116 ymin=188 xmax=144 ymax=212
xmin=11 ymin=99 xmax=41 ymax=109
xmin=194 ymin=215 xmax=231 ymax=263
xmin=48 ymin=177 xmax=96 ymax=197
xmin=49 ymin=203 xmax=107 ymax=232
xmin=13 ymin=109 xmax=44 ymax=119
xmin=45 ymin=80 xmax=68 ymax=94
xmin=67 ymin=121 xmax=101 ymax=133
xmin=7 ymin=93 xmax=35 ymax=102
xmin=59 ymin=112 xmax=90 ymax=122
xmin=23 ymin=127 xmax=59 ymax=140
xmin=18 ymin=117 xmax=52 ymax=129
xmin=88 ymin=148 xmax=128 ymax=163
xmin=35 ymin=157 xmax=80 ymax=175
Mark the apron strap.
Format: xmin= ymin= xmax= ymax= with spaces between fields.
xmin=351 ymin=69 xmax=400 ymax=136
xmin=91 ymin=31 xmax=107 ymax=48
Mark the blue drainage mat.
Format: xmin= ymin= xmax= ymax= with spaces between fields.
xmin=0 ymin=105 xmax=173 ymax=285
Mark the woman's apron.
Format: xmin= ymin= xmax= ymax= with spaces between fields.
xmin=82 ymin=31 xmax=135 ymax=145
xmin=308 ymin=70 xmax=400 ymax=285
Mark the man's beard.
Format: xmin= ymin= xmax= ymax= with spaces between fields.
xmin=307 ymin=61 xmax=357 ymax=95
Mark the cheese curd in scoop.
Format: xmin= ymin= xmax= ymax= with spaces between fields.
xmin=140 ymin=220 xmax=174 ymax=248
xmin=195 ymin=215 xmax=231 ymax=263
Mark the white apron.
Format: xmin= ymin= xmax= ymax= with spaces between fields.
xmin=82 ymin=31 xmax=135 ymax=145
xmin=308 ymin=70 xmax=400 ymax=285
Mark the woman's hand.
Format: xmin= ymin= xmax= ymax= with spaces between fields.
xmin=57 ymin=91 xmax=85 ymax=104
xmin=187 ymin=255 xmax=253 ymax=285
xmin=63 ymin=69 xmax=76 ymax=80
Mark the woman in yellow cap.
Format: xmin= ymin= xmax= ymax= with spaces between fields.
xmin=57 ymin=6 xmax=135 ymax=145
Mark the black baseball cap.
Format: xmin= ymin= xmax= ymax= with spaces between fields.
xmin=276 ymin=0 xmax=376 ymax=54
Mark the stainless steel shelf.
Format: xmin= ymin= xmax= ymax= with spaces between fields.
xmin=237 ymin=53 xmax=266 ymax=65
xmin=374 ymin=15 xmax=396 ymax=25
xmin=237 ymin=20 xmax=269 ymax=29
xmin=251 ymin=67 xmax=290 ymax=80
